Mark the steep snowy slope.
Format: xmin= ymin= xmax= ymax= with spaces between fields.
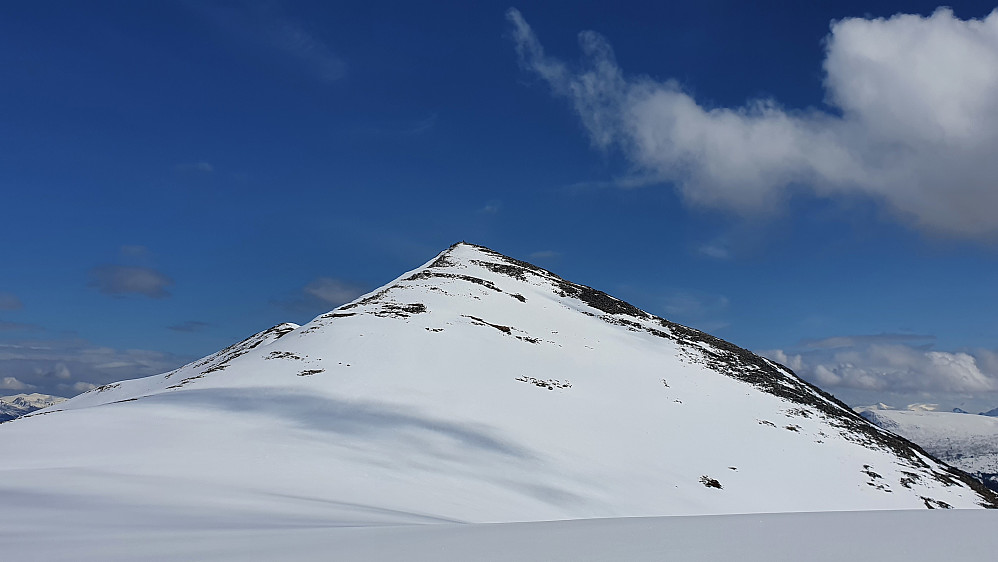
xmin=860 ymin=408 xmax=998 ymax=492
xmin=2 ymin=242 xmax=994 ymax=538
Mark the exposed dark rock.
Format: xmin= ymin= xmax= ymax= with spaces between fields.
xmin=516 ymin=376 xmax=571 ymax=390
xmin=700 ymin=476 xmax=723 ymax=489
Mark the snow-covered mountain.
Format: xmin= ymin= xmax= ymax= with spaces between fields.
xmin=981 ymin=406 xmax=998 ymax=416
xmin=0 ymin=393 xmax=65 ymax=422
xmin=2 ymin=242 xmax=995 ymax=549
xmin=859 ymin=408 xmax=998 ymax=492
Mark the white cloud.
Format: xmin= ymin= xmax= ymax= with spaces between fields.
xmin=72 ymin=381 xmax=97 ymax=393
xmin=52 ymin=363 xmax=71 ymax=380
xmin=763 ymin=340 xmax=998 ymax=395
xmin=0 ymin=376 xmax=33 ymax=390
xmin=508 ymin=7 xmax=998 ymax=239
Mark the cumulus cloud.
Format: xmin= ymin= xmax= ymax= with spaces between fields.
xmin=508 ymin=7 xmax=998 ymax=239
xmin=0 ymin=376 xmax=33 ymax=390
xmin=762 ymin=336 xmax=998 ymax=409
xmin=0 ymin=292 xmax=22 ymax=310
xmin=89 ymin=265 xmax=173 ymax=298
xmin=72 ymin=381 xmax=97 ymax=393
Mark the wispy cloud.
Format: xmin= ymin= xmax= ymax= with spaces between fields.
xmin=303 ymin=277 xmax=366 ymax=305
xmin=696 ymin=243 xmax=730 ymax=260
xmin=480 ymin=200 xmax=503 ymax=214
xmin=88 ymin=265 xmax=173 ymax=298
xmin=508 ymin=7 xmax=998 ymax=240
xmin=276 ymin=277 xmax=368 ymax=316
xmin=267 ymin=17 xmax=345 ymax=83
xmin=191 ymin=1 xmax=346 ymax=83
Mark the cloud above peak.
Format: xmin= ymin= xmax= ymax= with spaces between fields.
xmin=508 ymin=7 xmax=998 ymax=240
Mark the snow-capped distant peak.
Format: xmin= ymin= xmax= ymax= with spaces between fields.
xmin=0 ymin=393 xmax=66 ymax=422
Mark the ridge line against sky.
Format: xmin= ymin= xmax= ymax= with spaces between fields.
xmin=0 ymin=1 xmax=996 ymax=411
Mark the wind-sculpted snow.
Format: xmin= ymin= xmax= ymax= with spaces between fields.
xmin=2 ymin=242 xmax=996 ymax=557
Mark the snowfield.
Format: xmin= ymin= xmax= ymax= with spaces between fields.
xmin=3 ymin=509 xmax=997 ymax=561
xmin=1 ymin=243 xmax=995 ymax=559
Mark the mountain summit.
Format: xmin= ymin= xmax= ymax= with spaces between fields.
xmin=2 ymin=242 xmax=994 ymax=531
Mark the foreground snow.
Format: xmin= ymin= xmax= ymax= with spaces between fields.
xmin=2 ymin=510 xmax=996 ymax=561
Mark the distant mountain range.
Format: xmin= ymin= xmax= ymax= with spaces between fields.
xmin=0 ymin=393 xmax=65 ymax=423
xmin=858 ymin=408 xmax=998 ymax=492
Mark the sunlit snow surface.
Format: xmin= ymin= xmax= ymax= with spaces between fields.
xmin=1 ymin=243 xmax=995 ymax=558
xmin=3 ymin=510 xmax=998 ymax=561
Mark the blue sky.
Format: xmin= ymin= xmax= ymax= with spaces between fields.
xmin=2 ymin=1 xmax=997 ymax=411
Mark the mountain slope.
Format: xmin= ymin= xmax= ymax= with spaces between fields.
xmin=860 ymin=408 xmax=998 ymax=492
xmin=3 ymin=242 xmax=994 ymax=533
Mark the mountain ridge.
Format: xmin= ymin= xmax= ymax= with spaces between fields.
xmin=11 ymin=241 xmax=997 ymax=525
